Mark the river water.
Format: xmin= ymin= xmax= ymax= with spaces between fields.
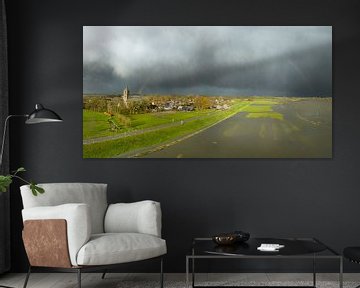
xmin=143 ymin=98 xmax=332 ymax=158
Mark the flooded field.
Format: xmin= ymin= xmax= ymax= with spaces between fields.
xmin=143 ymin=97 xmax=332 ymax=158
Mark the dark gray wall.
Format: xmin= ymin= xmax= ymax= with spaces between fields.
xmin=5 ymin=0 xmax=360 ymax=273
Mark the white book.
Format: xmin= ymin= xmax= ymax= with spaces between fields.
xmin=257 ymin=243 xmax=285 ymax=251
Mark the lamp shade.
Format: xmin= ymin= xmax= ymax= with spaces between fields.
xmin=25 ymin=104 xmax=63 ymax=124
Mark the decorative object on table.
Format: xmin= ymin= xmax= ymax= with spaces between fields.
xmin=213 ymin=233 xmax=238 ymax=245
xmin=212 ymin=230 xmax=250 ymax=245
xmin=257 ymin=243 xmax=285 ymax=252
xmin=20 ymin=183 xmax=166 ymax=288
xmin=233 ymin=230 xmax=250 ymax=242
xmin=0 ymin=103 xmax=63 ymax=194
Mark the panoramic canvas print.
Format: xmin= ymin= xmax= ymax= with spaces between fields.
xmin=83 ymin=26 xmax=332 ymax=158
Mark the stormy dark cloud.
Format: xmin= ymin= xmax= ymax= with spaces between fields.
xmin=83 ymin=26 xmax=332 ymax=96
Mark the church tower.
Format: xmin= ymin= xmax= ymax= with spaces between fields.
xmin=122 ymin=86 xmax=130 ymax=107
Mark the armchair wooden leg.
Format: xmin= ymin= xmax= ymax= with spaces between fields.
xmin=101 ymin=270 xmax=107 ymax=279
xmin=23 ymin=266 xmax=31 ymax=288
xmin=77 ymin=268 xmax=81 ymax=288
xmin=160 ymin=257 xmax=164 ymax=288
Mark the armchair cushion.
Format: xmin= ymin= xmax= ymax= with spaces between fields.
xmin=76 ymin=233 xmax=167 ymax=266
xmin=21 ymin=183 xmax=108 ymax=234
xmin=22 ymin=203 xmax=91 ymax=266
xmin=104 ymin=200 xmax=162 ymax=237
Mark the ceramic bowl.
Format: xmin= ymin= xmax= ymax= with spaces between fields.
xmin=212 ymin=233 xmax=238 ymax=245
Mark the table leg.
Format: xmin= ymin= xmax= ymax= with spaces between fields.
xmin=192 ymin=246 xmax=195 ymax=288
xmin=186 ymin=257 xmax=189 ymax=288
xmin=192 ymin=257 xmax=195 ymax=288
xmin=313 ymin=254 xmax=316 ymax=287
xmin=339 ymin=257 xmax=343 ymax=288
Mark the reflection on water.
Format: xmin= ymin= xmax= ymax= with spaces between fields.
xmin=144 ymin=98 xmax=332 ymax=158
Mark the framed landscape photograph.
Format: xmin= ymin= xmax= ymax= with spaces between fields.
xmin=83 ymin=26 xmax=332 ymax=158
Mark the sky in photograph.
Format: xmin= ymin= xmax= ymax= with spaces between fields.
xmin=83 ymin=26 xmax=332 ymax=97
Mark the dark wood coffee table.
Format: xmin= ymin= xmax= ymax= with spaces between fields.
xmin=186 ymin=237 xmax=342 ymax=288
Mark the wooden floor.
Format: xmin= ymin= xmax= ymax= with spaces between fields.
xmin=0 ymin=273 xmax=359 ymax=288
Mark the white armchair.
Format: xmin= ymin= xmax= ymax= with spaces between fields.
xmin=20 ymin=183 xmax=166 ymax=288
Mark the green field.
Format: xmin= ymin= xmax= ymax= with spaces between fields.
xmin=83 ymin=109 xmax=218 ymax=140
xmin=83 ymin=96 xmax=332 ymax=158
xmin=83 ymin=99 xmax=249 ymax=158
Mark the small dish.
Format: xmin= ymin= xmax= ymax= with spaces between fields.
xmin=212 ymin=233 xmax=237 ymax=245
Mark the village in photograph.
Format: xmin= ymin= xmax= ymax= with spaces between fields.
xmin=83 ymin=26 xmax=332 ymax=158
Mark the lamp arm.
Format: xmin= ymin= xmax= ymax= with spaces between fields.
xmin=0 ymin=114 xmax=28 ymax=169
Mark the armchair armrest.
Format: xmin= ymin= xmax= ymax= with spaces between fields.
xmin=104 ymin=200 xmax=162 ymax=237
xmin=22 ymin=203 xmax=91 ymax=266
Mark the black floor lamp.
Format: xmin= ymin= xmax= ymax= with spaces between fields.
xmin=0 ymin=103 xmax=62 ymax=288
xmin=0 ymin=103 xmax=63 ymax=167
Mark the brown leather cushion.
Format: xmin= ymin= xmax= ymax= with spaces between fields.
xmin=23 ymin=219 xmax=72 ymax=268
